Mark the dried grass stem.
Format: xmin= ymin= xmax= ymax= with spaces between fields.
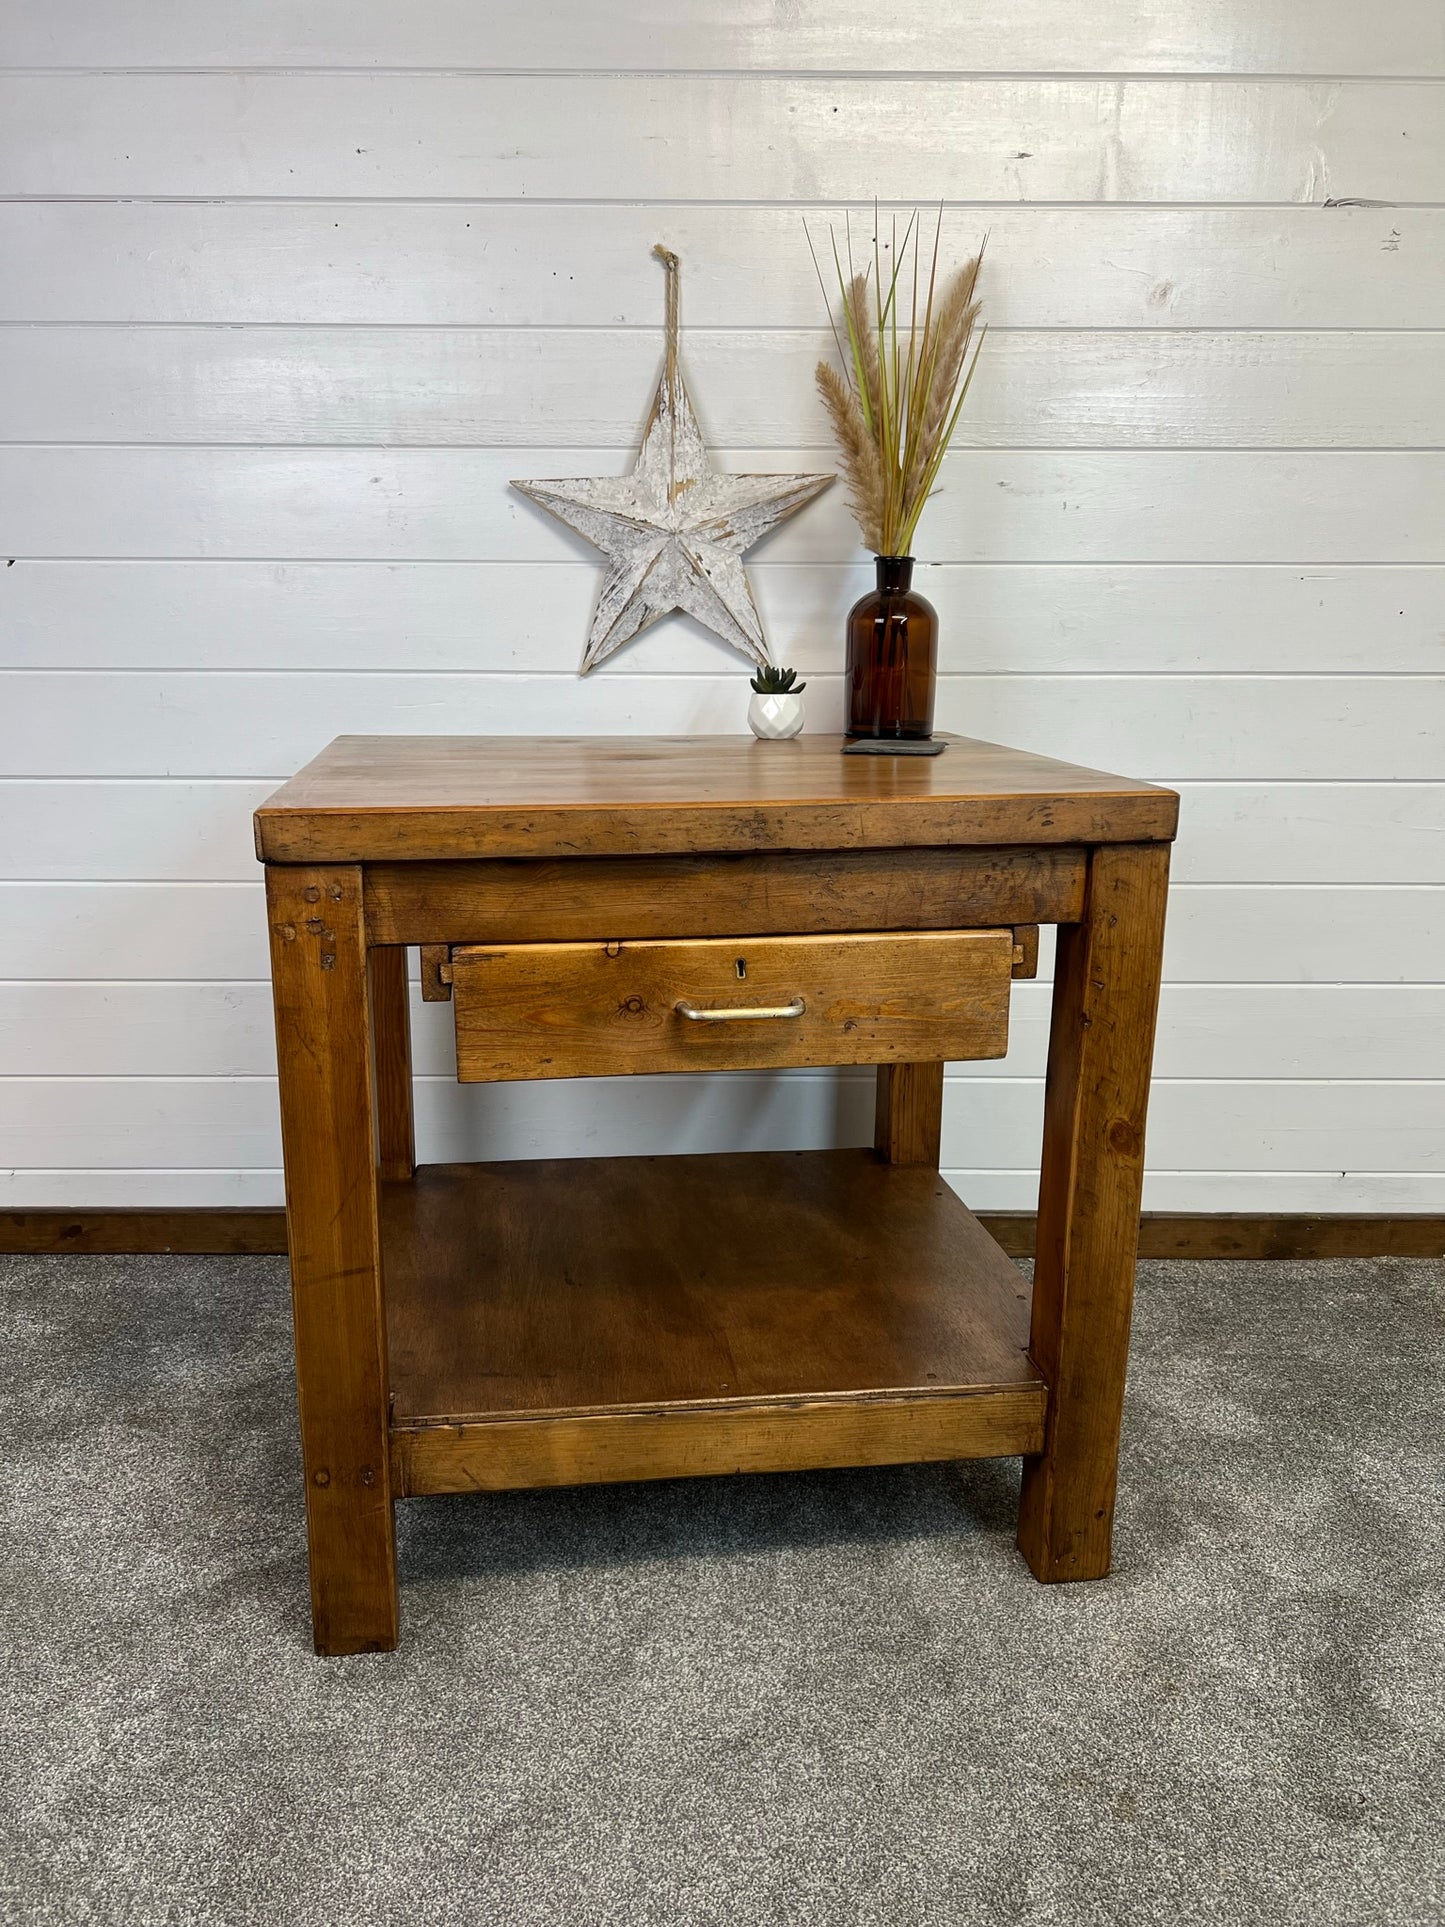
xmin=810 ymin=212 xmax=986 ymax=557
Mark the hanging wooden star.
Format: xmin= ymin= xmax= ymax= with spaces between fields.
xmin=513 ymin=247 xmax=834 ymax=674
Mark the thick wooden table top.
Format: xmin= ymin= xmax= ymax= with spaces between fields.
xmin=254 ymin=733 xmax=1178 ymax=863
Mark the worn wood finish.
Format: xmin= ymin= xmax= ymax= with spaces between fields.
xmin=19 ymin=563 xmax=1445 ymax=679
xmin=10 ymin=75 xmax=1439 ymax=205
xmin=367 ymin=945 xmax=414 ymax=1182
xmin=383 ymin=1153 xmax=1040 ymax=1425
xmin=250 ymin=733 xmax=1180 ymax=1643
xmin=16 ymin=447 xmax=1443 ymax=568
xmin=24 ymin=325 xmax=1445 ymax=452
xmin=450 ymin=930 xmax=1014 ymax=1082
xmin=265 ymin=864 xmax=398 ymax=1655
xmin=5 ymin=1208 xmax=1440 ymax=1261
xmin=255 ymin=734 xmax=1178 ymax=864
xmin=1017 ymin=841 xmax=1172 ymax=1584
xmin=875 ymin=1064 xmax=945 ymax=1167
xmin=418 ymin=944 xmax=453 ymax=1002
xmin=18 ymin=5 xmax=1436 ymax=77
xmin=364 ymin=846 xmax=1087 ymax=946
xmin=15 ymin=207 xmax=1444 ymax=333
xmin=0 ymin=1208 xmax=290 ymax=1254
xmin=393 ymin=1390 xmax=1047 ymax=1497
xmin=996 ymin=1211 xmax=1445 ymax=1261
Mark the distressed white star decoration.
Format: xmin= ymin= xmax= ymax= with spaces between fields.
xmin=512 ymin=247 xmax=834 ymax=674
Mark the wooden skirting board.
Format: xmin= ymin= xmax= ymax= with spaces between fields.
xmin=3 ymin=1207 xmax=1440 ymax=1261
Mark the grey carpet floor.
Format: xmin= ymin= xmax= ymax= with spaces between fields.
xmin=2 ymin=1251 xmax=1442 ymax=1927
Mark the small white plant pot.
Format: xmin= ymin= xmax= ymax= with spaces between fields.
xmin=748 ymin=692 xmax=805 ymax=740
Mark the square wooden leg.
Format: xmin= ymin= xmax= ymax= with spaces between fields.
xmin=369 ymin=945 xmax=415 ymax=1182
xmin=267 ymin=865 xmax=398 ymax=1654
xmin=1017 ymin=842 xmax=1170 ymax=1583
xmin=874 ymin=1062 xmax=945 ymax=1166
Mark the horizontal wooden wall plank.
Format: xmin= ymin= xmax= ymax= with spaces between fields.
xmin=8 ymin=0 xmax=1442 ymax=77
xmin=985 ymin=1213 xmax=1445 ymax=1259
xmin=0 ymin=883 xmax=270 ymax=979
xmin=1173 ymin=784 xmax=1445 ymax=884
xmin=3 ymin=672 xmax=1437 ymax=779
xmin=6 ymin=1166 xmax=1441 ymax=1216
xmin=9 ymin=326 xmax=1442 ymax=449
xmin=0 ymin=1074 xmax=1438 ymax=1176
xmin=3 ymin=781 xmax=1441 ymax=886
xmin=5 ymin=874 xmax=1442 ymax=982
xmin=4 ymin=76 xmax=1441 ymax=203
xmin=3 ymin=982 xmax=1440 ymax=1079
xmin=0 ymin=783 xmax=271 ymax=881
xmin=8 ymin=561 xmax=1443 ymax=675
xmin=5 ymin=205 xmax=1439 ymax=330
xmin=5 ymin=1207 xmax=1439 ymax=1261
xmin=0 ymin=1207 xmax=289 ymax=1254
xmin=9 ymin=449 xmax=1443 ymax=563
xmin=1162 ymin=888 xmax=1445 ymax=984
xmin=1 ymin=880 xmax=1439 ymax=983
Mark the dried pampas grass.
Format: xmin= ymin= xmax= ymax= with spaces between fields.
xmin=815 ymin=359 xmax=885 ymax=554
xmin=808 ymin=210 xmax=986 ymax=557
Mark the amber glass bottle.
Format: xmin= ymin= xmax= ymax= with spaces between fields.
xmin=845 ymin=556 xmax=938 ymax=739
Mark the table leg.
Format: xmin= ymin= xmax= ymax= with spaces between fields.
xmin=1017 ymin=842 xmax=1170 ymax=1582
xmin=874 ymin=1063 xmax=945 ymax=1166
xmin=266 ymin=864 xmax=398 ymax=1654
xmin=369 ymin=946 xmax=415 ymax=1182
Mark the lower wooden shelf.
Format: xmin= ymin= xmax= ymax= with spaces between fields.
xmin=382 ymin=1149 xmax=1047 ymax=1496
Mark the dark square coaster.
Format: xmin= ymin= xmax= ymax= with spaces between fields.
xmin=841 ymin=737 xmax=948 ymax=756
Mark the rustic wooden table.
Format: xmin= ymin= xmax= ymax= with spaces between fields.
xmin=256 ymin=734 xmax=1177 ymax=1655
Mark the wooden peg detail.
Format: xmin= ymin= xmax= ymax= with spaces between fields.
xmin=1011 ymin=925 xmax=1039 ymax=978
xmin=420 ymin=945 xmax=453 ymax=1001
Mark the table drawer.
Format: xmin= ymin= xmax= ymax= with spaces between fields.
xmin=450 ymin=929 xmax=1015 ymax=1082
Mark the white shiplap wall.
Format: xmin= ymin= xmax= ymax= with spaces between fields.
xmin=1 ymin=4 xmax=1442 ymax=1213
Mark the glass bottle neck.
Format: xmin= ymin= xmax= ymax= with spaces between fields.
xmin=874 ymin=555 xmax=914 ymax=594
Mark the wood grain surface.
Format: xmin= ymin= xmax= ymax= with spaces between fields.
xmin=13 ymin=561 xmax=1445 ymax=676
xmin=254 ymin=734 xmax=1178 ymax=862
xmin=875 ymin=1064 xmax=947 ymax=1167
xmin=10 ymin=448 xmax=1443 ymax=565
xmin=5 ymin=1207 xmax=1440 ymax=1260
xmin=4 ymin=784 xmax=1438 ymax=889
xmin=367 ymin=945 xmax=414 ymax=1183
xmin=450 ymin=930 xmax=1014 ymax=1082
xmin=8 ymin=1070 xmax=1436 ymax=1193
xmin=9 ymin=205 xmax=1439 ymax=330
xmin=265 ymin=864 xmax=397 ymax=1654
xmin=1018 ymin=842 xmax=1172 ymax=1583
xmin=14 ymin=2 xmax=1439 ymax=75
xmin=6 ymin=75 xmax=1439 ymax=203
xmin=13 ymin=326 xmax=1438 ymax=449
xmin=382 ymin=1151 xmax=1041 ymax=1424
xmin=364 ymin=848 xmax=1086 ymax=946
xmin=392 ymin=1392 xmax=1048 ymax=1496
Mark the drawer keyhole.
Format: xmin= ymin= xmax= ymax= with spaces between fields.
xmin=735 ymin=958 xmax=747 ymax=980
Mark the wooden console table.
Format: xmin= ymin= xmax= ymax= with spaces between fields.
xmin=256 ymin=734 xmax=1177 ymax=1655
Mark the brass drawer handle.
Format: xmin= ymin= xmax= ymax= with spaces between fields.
xmin=675 ymin=997 xmax=806 ymax=1023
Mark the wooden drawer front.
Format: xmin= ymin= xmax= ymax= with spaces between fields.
xmin=450 ymin=930 xmax=1014 ymax=1082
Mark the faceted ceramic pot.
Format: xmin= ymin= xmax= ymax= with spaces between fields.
xmin=747 ymin=691 xmax=805 ymax=740
xmin=845 ymin=555 xmax=937 ymax=740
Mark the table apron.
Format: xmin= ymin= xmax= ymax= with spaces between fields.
xmin=361 ymin=845 xmax=1088 ymax=947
